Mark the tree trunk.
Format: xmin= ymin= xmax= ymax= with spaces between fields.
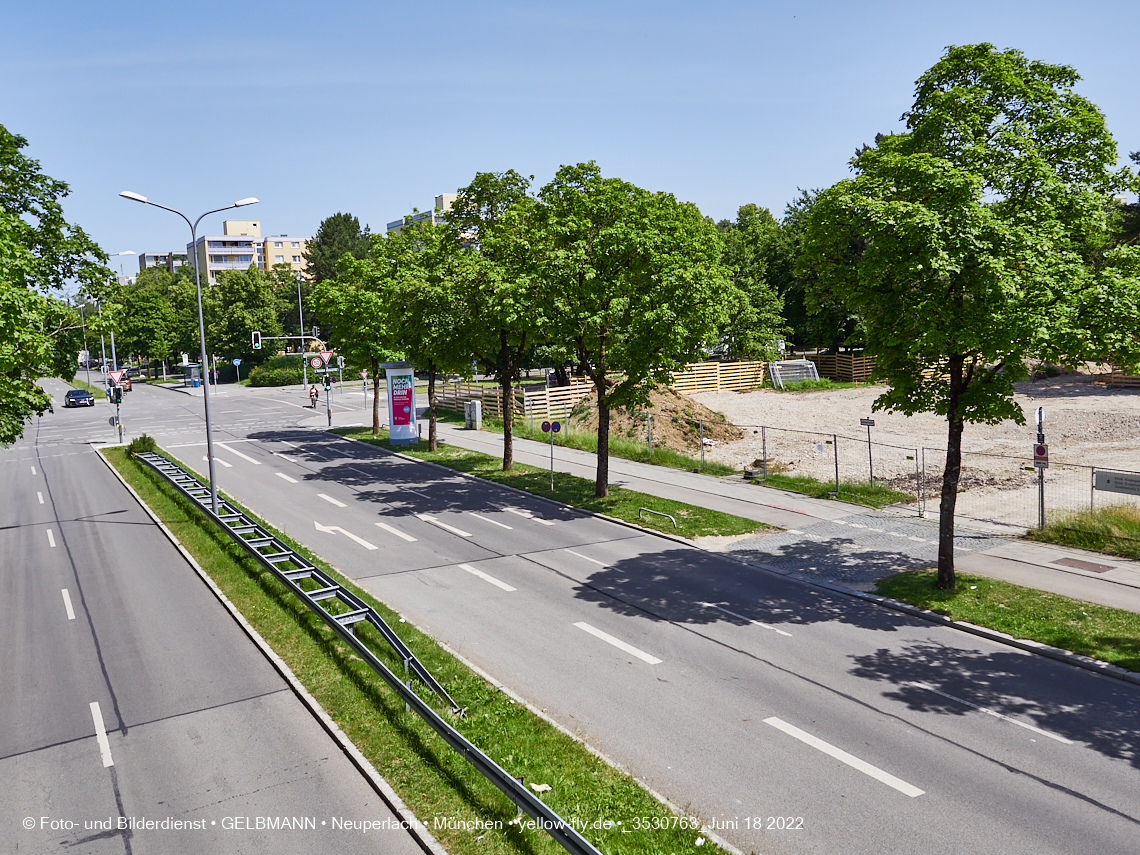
xmin=371 ymin=357 xmax=381 ymax=435
xmin=937 ymin=356 xmax=966 ymax=590
xmin=595 ymin=388 xmax=610 ymax=497
xmin=428 ymin=361 xmax=438 ymax=451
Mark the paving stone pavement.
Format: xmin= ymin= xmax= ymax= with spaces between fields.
xmin=726 ymin=511 xmax=1015 ymax=590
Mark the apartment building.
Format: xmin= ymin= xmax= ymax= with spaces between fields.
xmin=185 ymin=220 xmax=310 ymax=285
xmin=138 ymin=252 xmax=188 ymax=273
xmin=386 ymin=193 xmax=457 ymax=235
xmin=262 ymin=234 xmax=309 ymax=278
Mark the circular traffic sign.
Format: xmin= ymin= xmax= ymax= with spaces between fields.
xmin=541 ymin=421 xmax=551 ymax=433
xmin=310 ymin=356 xmax=323 ymax=369
xmin=552 ymin=421 xmax=561 ymax=433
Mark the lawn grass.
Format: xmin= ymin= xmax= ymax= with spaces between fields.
xmin=875 ymin=570 xmax=1140 ymax=672
xmin=749 ymin=471 xmax=915 ymax=509
xmin=106 ymin=446 xmax=722 ymax=855
xmin=335 ymin=427 xmax=769 ymax=539
xmin=1026 ymin=505 xmax=1140 ymax=561
xmin=69 ymin=377 xmax=106 ymax=398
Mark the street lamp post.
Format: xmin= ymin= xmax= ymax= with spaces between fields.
xmin=297 ymin=274 xmax=308 ymax=390
xmin=119 ymin=191 xmax=258 ymax=514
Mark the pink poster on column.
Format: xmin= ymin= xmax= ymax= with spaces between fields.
xmin=390 ymin=375 xmax=413 ymax=426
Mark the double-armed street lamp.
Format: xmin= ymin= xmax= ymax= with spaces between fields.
xmin=119 ymin=191 xmax=259 ymax=514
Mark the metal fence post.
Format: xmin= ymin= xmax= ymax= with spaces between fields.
xmin=915 ymin=449 xmax=921 ymax=517
xmin=1091 ymin=467 xmax=1096 ymax=512
xmin=699 ymin=420 xmax=705 ymax=468
xmin=762 ymin=426 xmax=767 ymax=478
xmin=647 ymin=412 xmax=653 ymax=459
xmin=833 ymin=434 xmax=840 ymax=494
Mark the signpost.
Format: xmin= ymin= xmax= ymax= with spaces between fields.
xmin=860 ymin=418 xmax=875 ymax=486
xmin=233 ymin=357 xmax=242 ymax=383
xmin=108 ymin=370 xmax=126 ymax=443
xmin=541 ymin=420 xmax=561 ymax=490
xmin=1035 ymin=407 xmax=1046 ymax=529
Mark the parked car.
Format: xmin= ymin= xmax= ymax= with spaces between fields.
xmin=64 ymin=389 xmax=95 ymax=408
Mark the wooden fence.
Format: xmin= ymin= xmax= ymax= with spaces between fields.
xmin=805 ymin=352 xmax=876 ymax=383
xmin=434 ymin=360 xmax=767 ymax=422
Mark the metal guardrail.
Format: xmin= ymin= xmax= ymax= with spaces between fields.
xmin=638 ymin=507 xmax=677 ymax=529
xmin=134 ymin=452 xmax=604 ymax=855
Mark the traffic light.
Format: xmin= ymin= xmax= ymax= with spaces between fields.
xmin=251 ymin=330 xmax=262 ymax=350
xmin=323 ymin=377 xmax=332 ymax=392
xmin=112 ymin=386 xmax=123 ymax=404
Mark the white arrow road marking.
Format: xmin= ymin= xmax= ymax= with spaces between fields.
xmin=90 ymin=702 xmax=113 ymax=767
xmin=468 ymin=513 xmax=512 ymax=530
xmin=415 ymin=514 xmax=472 ymax=537
xmin=318 ymin=493 xmax=347 ymax=507
xmin=573 ymin=622 xmax=662 ymax=664
xmin=700 ymin=602 xmax=793 ymax=637
xmin=504 ymin=507 xmax=556 ymax=526
xmin=376 ymin=522 xmax=416 ymax=542
xmin=216 ymin=442 xmax=261 ymax=464
xmin=205 ymin=455 xmax=233 ymax=468
xmin=46 ymin=529 xmax=56 ymax=548
xmin=907 ymin=682 xmax=1073 ymax=744
xmin=275 ymin=472 xmax=298 ymax=483
xmin=458 ymin=563 xmax=516 ymax=591
xmin=314 ymin=521 xmax=378 ymax=550
xmin=764 ymin=717 xmax=924 ymax=797
xmin=61 ymin=588 xmax=75 ymax=620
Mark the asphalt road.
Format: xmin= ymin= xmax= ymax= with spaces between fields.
xmin=54 ymin=378 xmax=1140 ymax=855
xmin=0 ymin=380 xmax=428 ymax=854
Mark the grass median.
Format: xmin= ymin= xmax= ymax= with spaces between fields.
xmin=105 ymin=446 xmax=724 ymax=855
xmin=333 ymin=426 xmax=771 ymax=540
xmin=748 ymin=471 xmax=915 ymax=509
xmin=875 ymin=570 xmax=1140 ymax=672
xmin=1026 ymin=505 xmax=1140 ymax=561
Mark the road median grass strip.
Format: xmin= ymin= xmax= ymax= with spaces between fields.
xmin=106 ymin=446 xmax=723 ymax=855
xmin=749 ymin=471 xmax=915 ymax=509
xmin=1027 ymin=506 xmax=1140 ymax=561
xmin=335 ymin=427 xmax=770 ymax=540
xmin=874 ymin=570 xmax=1140 ymax=672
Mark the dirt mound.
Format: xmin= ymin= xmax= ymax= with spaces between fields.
xmin=568 ymin=386 xmax=743 ymax=453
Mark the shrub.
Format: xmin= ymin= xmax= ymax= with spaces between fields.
xmin=126 ymin=433 xmax=157 ymax=454
xmin=248 ymin=365 xmax=305 ymax=387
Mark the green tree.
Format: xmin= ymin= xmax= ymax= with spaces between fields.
xmin=304 ymin=212 xmax=372 ymax=285
xmin=204 ymin=265 xmax=284 ymax=366
xmin=536 ymin=162 xmax=739 ymax=497
xmin=716 ymin=204 xmax=789 ymax=360
xmin=105 ymin=267 xmax=180 ymax=369
xmin=799 ymin=44 xmax=1140 ymax=590
xmin=448 ymin=170 xmax=543 ymax=470
xmin=1 ymin=124 xmax=107 ymax=443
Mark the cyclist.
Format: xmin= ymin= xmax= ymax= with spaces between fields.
xmin=309 ymin=385 xmax=319 ymax=408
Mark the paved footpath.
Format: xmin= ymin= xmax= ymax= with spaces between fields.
xmin=163 ymin=380 xmax=1140 ymax=616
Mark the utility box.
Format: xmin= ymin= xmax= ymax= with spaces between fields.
xmin=464 ymin=399 xmax=483 ymax=430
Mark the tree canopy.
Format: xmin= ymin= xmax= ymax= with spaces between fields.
xmin=799 ymin=44 xmax=1140 ymax=589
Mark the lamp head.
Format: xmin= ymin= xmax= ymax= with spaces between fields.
xmin=120 ymin=191 xmax=147 ymax=203
xmin=234 ymin=197 xmax=259 ymax=207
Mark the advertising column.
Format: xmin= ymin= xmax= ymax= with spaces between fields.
xmin=384 ymin=363 xmax=418 ymax=444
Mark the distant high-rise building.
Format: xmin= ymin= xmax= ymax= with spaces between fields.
xmin=386 ymin=193 xmax=457 ymax=235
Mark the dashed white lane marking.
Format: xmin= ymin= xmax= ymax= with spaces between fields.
xmin=907 ymin=682 xmax=1073 ymax=744
xmin=90 ymin=702 xmax=114 ymax=767
xmin=31 ymin=465 xmax=36 ymax=475
xmin=848 ymin=523 xmax=865 ymax=528
xmin=318 ymin=494 xmax=347 ymax=508
xmin=37 ymin=492 xmax=44 ymax=504
xmin=273 ymin=453 xmax=297 ymax=462
xmin=701 ymin=603 xmax=793 ymax=637
xmin=504 ymin=507 xmax=555 ymax=526
xmin=574 ymin=622 xmax=662 ymax=665
xmin=376 ymin=522 xmax=416 ymax=542
xmin=46 ymin=529 xmax=56 ymax=548
xmin=764 ymin=717 xmax=924 ymax=797
xmin=216 ymin=442 xmax=261 ymax=464
xmin=61 ymin=588 xmax=75 ymax=620
xmin=908 ymin=536 xmax=926 ymax=542
xmin=468 ymin=513 xmax=512 ymax=530
xmin=405 ymin=488 xmax=432 ymax=499
xmin=458 ymin=563 xmax=516 ymax=591
xmin=275 ymin=472 xmax=298 ymax=483
xmin=205 ymin=455 xmax=233 ymax=468
xmin=416 ymin=514 xmax=472 ymax=537
xmin=565 ymin=549 xmax=607 ymax=567
xmin=866 ymin=527 xmax=883 ymax=532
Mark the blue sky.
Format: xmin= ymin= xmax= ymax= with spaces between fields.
xmin=3 ymin=0 xmax=1137 ymax=269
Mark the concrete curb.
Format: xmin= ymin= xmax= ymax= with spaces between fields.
xmin=95 ymin=448 xmax=448 ymax=855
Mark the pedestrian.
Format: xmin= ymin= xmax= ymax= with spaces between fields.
xmin=309 ymin=385 xmax=319 ymax=408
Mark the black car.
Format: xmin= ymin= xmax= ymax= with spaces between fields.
xmin=64 ymin=388 xmax=95 ymax=408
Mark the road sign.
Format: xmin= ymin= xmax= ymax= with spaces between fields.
xmin=1033 ymin=443 xmax=1049 ymax=468
xmin=337 ymin=355 xmax=345 ymax=369
xmin=552 ymin=421 xmax=561 ymax=432
xmin=233 ymin=358 xmax=241 ymax=366
xmin=320 ymin=350 xmax=334 ymax=366
xmin=1094 ymin=470 xmax=1140 ymax=497
xmin=860 ymin=418 xmax=875 ymax=427
xmin=309 ymin=356 xmax=323 ymax=369
xmin=108 ymin=370 xmax=125 ymax=385
xmin=541 ymin=421 xmax=551 ymax=432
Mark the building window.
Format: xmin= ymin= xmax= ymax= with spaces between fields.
xmin=275 ymin=255 xmax=284 ymax=263
xmin=291 ymin=241 xmax=299 ymax=248
xmin=210 ymin=255 xmax=226 ymax=263
xmin=274 ymin=241 xmax=283 ymax=248
xmin=292 ymin=255 xmax=301 ymax=263
xmin=237 ymin=255 xmax=252 ymax=264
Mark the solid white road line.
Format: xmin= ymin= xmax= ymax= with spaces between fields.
xmin=416 ymin=514 xmax=472 ymax=537
xmin=205 ymin=455 xmax=233 ymax=468
xmin=46 ymin=529 xmax=56 ymax=548
xmin=458 ymin=563 xmax=517 ymax=592
xmin=318 ymin=493 xmax=347 ymax=508
xmin=763 ymin=717 xmax=924 ymax=797
xmin=505 ymin=507 xmax=555 ymax=526
xmin=701 ymin=602 xmax=793 ymax=637
xmin=276 ymin=472 xmax=298 ymax=483
xmin=37 ymin=491 xmax=44 ymax=504
xmin=376 ymin=522 xmax=417 ymax=542
xmin=565 ymin=549 xmax=608 ymax=567
xmin=216 ymin=442 xmax=261 ymax=464
xmin=468 ymin=513 xmax=512 ymax=530
xmin=61 ymin=588 xmax=75 ymax=620
xmin=90 ymin=702 xmax=114 ymax=767
xmin=573 ymin=621 xmax=662 ymax=665
xmin=907 ymin=682 xmax=1074 ymax=744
